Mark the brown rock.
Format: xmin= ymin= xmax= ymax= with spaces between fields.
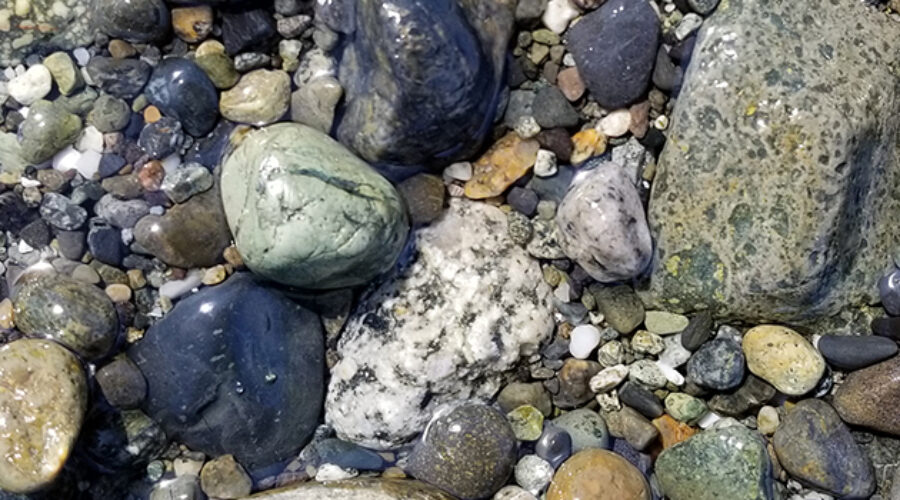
xmin=465 ymin=132 xmax=540 ymax=199
xmin=547 ymin=449 xmax=651 ymax=500
xmin=108 ymin=39 xmax=137 ymax=59
xmin=570 ymin=128 xmax=607 ymax=165
xmin=537 ymin=128 xmax=574 ymax=163
xmin=139 ymin=160 xmax=166 ymax=192
xmin=200 ymin=455 xmax=252 ymax=499
xmin=172 ymin=6 xmax=214 ymax=43
xmin=833 ymin=356 xmax=900 ymax=436
xmin=557 ymin=67 xmax=585 ymax=102
xmin=603 ymin=406 xmax=659 ymax=450
xmin=554 ymin=358 xmax=602 ymax=409
xmin=652 ymin=414 xmax=697 ymax=450
xmin=398 ymin=174 xmax=445 ymax=225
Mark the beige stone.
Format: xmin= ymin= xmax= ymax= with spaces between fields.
xmin=742 ymin=325 xmax=825 ymax=395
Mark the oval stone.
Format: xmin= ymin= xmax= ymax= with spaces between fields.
xmin=219 ymin=69 xmax=291 ymax=126
xmin=742 ymin=325 xmax=825 ymax=396
xmin=832 ymin=356 xmax=900 ymax=436
xmin=129 ymin=273 xmax=324 ymax=471
xmin=95 ymin=0 xmax=171 ymax=43
xmin=145 ymin=58 xmax=219 ymax=137
xmin=12 ymin=272 xmax=118 ymax=360
xmin=0 ymin=339 xmax=87 ymax=494
xmin=547 ymin=449 xmax=650 ymax=500
xmin=817 ymin=335 xmax=898 ymax=371
xmin=773 ymin=399 xmax=874 ymax=498
xmin=243 ymin=478 xmax=454 ymax=500
xmin=221 ymin=123 xmax=409 ymax=289
xmin=686 ymin=338 xmax=745 ymax=391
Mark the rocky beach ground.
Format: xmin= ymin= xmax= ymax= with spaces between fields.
xmin=0 ymin=0 xmax=899 ymax=499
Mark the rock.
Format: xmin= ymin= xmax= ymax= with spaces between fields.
xmin=665 ymin=393 xmax=707 ymax=424
xmin=200 ymin=455 xmax=252 ymax=499
xmin=326 ymin=199 xmax=553 ymax=449
xmin=129 ymin=273 xmax=324 ymax=470
xmin=221 ymin=123 xmax=408 ymax=289
xmin=773 ymin=399 xmax=874 ymax=498
xmin=13 ymin=272 xmax=118 ymax=359
xmin=321 ymin=0 xmax=514 ymax=168
xmin=556 ymin=161 xmax=652 ymax=282
xmin=742 ymin=326 xmax=824 ymax=396
xmin=39 ymin=193 xmax=86 ymax=230
xmin=497 ymin=382 xmax=552 ymax=417
xmin=397 ymin=174 xmax=446 ymax=225
xmin=547 ymin=449 xmax=650 ymax=500
xmin=542 ymin=0 xmax=578 ymax=34
xmin=514 ymin=455 xmax=553 ymax=494
xmin=555 ymin=359 xmax=602 ymax=408
xmin=590 ymin=364 xmax=629 ymax=393
xmin=408 ymin=404 xmax=517 ymax=500
xmin=603 ymin=406 xmax=658 ymax=451
xmin=708 ymin=375 xmax=776 ymax=417
xmin=86 ymin=57 xmax=152 ymax=99
xmin=550 ymin=408 xmax=610 ymax=452
xmin=756 ymin=406 xmax=779 ymax=435
xmin=0 ymin=0 xmax=93 ymax=67
xmin=0 ymin=339 xmax=87 ymax=494
xmin=532 ymin=86 xmax=579 ymax=129
xmin=220 ymin=70 xmax=291 ymax=126
xmin=818 ymin=335 xmax=898 ymax=371
xmin=507 ymin=405 xmax=544 ymax=441
xmin=645 ymin=311 xmax=690 ymax=335
xmin=87 ymin=220 xmax=125 ymax=266
xmin=569 ymin=324 xmax=601 ymax=359
xmin=681 ymin=311 xmax=713 ymax=351
xmin=18 ymin=100 xmax=82 ymax=164
xmin=145 ymin=58 xmax=219 ymax=137
xmin=566 ymin=0 xmax=659 ymax=109
xmin=238 ymin=478 xmax=454 ymax=500
xmin=619 ymin=381 xmax=664 ymax=419
xmin=221 ymin=8 xmax=276 ymax=55
xmin=832 ymin=356 xmax=900 ymax=436
xmin=590 ymin=284 xmax=644 ymax=334
xmin=557 ymin=67 xmax=585 ymax=102
xmin=133 ymin=185 xmax=231 ymax=269
xmin=536 ymin=426 xmax=573 ymax=469
xmin=160 ymin=164 xmax=214 ymax=204
xmin=96 ymin=355 xmax=146 ymax=409
xmin=79 ymin=406 xmax=166 ymax=471
xmin=172 ymin=6 xmax=214 ymax=43
xmin=687 ymin=338 xmax=745 ymax=391
xmin=95 ymin=0 xmax=170 ymax=42
xmin=879 ymin=268 xmax=900 ymax=316
xmin=8 ymin=64 xmax=52 ymax=105
xmin=465 ymin=132 xmax=540 ymax=199
xmin=872 ymin=316 xmax=900 ymax=341
xmin=139 ymin=118 xmax=184 ymax=159
xmin=653 ymin=414 xmax=698 ymax=449
xmin=656 ymin=426 xmax=775 ymax=500
xmin=195 ymin=51 xmax=240 ymax=90
xmin=291 ymin=76 xmax=344 ymax=134
xmin=87 ymin=95 xmax=131 ymax=133
xmin=95 ymin=194 xmax=150 ymax=229
xmin=642 ymin=0 xmax=900 ymax=323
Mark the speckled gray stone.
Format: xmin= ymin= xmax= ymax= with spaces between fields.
xmin=642 ymin=0 xmax=900 ymax=323
xmin=221 ymin=123 xmax=409 ymax=289
xmin=0 ymin=0 xmax=94 ymax=66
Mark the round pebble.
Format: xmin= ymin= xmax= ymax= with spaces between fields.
xmin=569 ymin=324 xmax=602 ymax=359
xmin=547 ymin=449 xmax=651 ymax=500
xmin=742 ymin=325 xmax=825 ymax=396
xmin=514 ymin=455 xmax=554 ymax=495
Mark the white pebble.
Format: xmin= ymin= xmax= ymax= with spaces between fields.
xmin=542 ymin=0 xmax=580 ymax=34
xmin=73 ymin=48 xmax=91 ymax=66
xmin=656 ymin=361 xmax=685 ymax=386
xmin=514 ymin=455 xmax=554 ymax=495
xmin=599 ymin=109 xmax=632 ymax=138
xmin=8 ymin=64 xmax=52 ymax=105
xmin=554 ymin=281 xmax=571 ymax=303
xmin=20 ymin=177 xmax=41 ymax=188
xmin=161 ymin=154 xmax=183 ymax=172
xmin=314 ymin=464 xmax=358 ymax=481
xmin=17 ymin=239 xmax=34 ymax=253
xmin=589 ymin=364 xmax=629 ymax=393
xmin=514 ymin=115 xmax=541 ymax=139
xmin=697 ymin=411 xmax=722 ymax=429
xmin=676 ymin=13 xmax=704 ymax=41
xmin=76 ymin=126 xmax=104 ymax=153
xmin=443 ymin=161 xmax=473 ymax=182
xmin=659 ymin=334 xmax=692 ymax=367
xmin=159 ymin=270 xmax=204 ymax=300
xmin=53 ymin=146 xmax=102 ymax=179
xmin=653 ymin=115 xmax=669 ymax=130
xmin=533 ymin=149 xmax=558 ymax=178
xmin=569 ymin=324 xmax=602 ymax=359
xmin=3 ymin=67 xmax=16 ymax=80
xmin=494 ymin=485 xmax=538 ymax=500
xmin=562 ymin=53 xmax=576 ymax=67
xmin=595 ymin=390 xmax=621 ymax=412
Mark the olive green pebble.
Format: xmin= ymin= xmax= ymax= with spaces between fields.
xmin=665 ymin=393 xmax=708 ymax=424
xmin=88 ymin=94 xmax=132 ymax=133
xmin=19 ymin=100 xmax=83 ymax=164
xmin=57 ymin=87 xmax=100 ymax=116
xmin=507 ymin=405 xmax=544 ymax=441
xmin=195 ymin=52 xmax=240 ymax=90
xmin=43 ymin=52 xmax=84 ymax=96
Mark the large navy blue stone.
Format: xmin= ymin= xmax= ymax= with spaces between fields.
xmin=319 ymin=0 xmax=514 ymax=169
xmin=128 ymin=273 xmax=325 ymax=470
xmin=566 ymin=0 xmax=660 ymax=109
xmin=145 ymin=58 xmax=219 ymax=137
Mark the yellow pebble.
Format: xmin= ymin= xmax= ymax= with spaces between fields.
xmin=127 ymin=269 xmax=147 ymax=289
xmin=0 ymin=298 xmax=14 ymax=330
xmin=202 ymin=265 xmax=227 ymax=286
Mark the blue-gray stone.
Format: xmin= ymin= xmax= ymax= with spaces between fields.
xmin=310 ymin=438 xmax=388 ymax=471
xmin=86 ymin=57 xmax=152 ymax=99
xmin=535 ymin=425 xmax=573 ymax=469
xmin=128 ymin=273 xmax=325 ymax=471
xmin=138 ymin=117 xmax=185 ymax=159
xmin=145 ymin=58 xmax=219 ymax=137
xmin=687 ymin=338 xmax=745 ymax=391
xmin=96 ymin=0 xmax=171 ymax=43
xmin=817 ymin=335 xmax=898 ymax=372
xmin=879 ymin=268 xmax=900 ymax=316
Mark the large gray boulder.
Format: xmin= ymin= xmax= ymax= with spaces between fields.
xmin=0 ymin=0 xmax=94 ymax=67
xmin=641 ymin=0 xmax=900 ymax=323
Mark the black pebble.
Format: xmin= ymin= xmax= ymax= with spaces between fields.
xmin=88 ymin=219 xmax=125 ymax=266
xmin=619 ymin=381 xmax=664 ymax=418
xmin=681 ymin=310 xmax=713 ymax=351
xmin=222 ymin=9 xmax=277 ymax=55
xmin=817 ymin=335 xmax=898 ymax=371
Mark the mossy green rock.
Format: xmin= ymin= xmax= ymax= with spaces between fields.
xmin=656 ymin=426 xmax=774 ymax=500
xmin=221 ymin=123 xmax=409 ymax=289
xmin=12 ymin=272 xmax=118 ymax=360
xmin=642 ymin=0 xmax=900 ymax=323
xmin=18 ymin=100 xmax=82 ymax=164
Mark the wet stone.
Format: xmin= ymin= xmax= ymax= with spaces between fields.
xmin=96 ymin=0 xmax=171 ymax=43
xmin=742 ymin=325 xmax=825 ymax=396
xmin=665 ymin=393 xmax=707 ymax=424
xmin=86 ymin=57 xmax=152 ymax=99
xmin=88 ymin=219 xmax=126 ymax=266
xmin=551 ymin=408 xmax=610 ymax=453
xmin=547 ymin=449 xmax=650 ymax=500
xmin=707 ymin=375 xmax=776 ymax=417
xmin=602 ymin=406 xmax=658 ymax=451
xmin=239 ymin=478 xmax=454 ymax=500
xmin=220 ymin=69 xmax=292 ymax=126
xmin=19 ymin=100 xmax=83 ymax=164
xmin=222 ymin=8 xmax=277 ymax=55
xmin=687 ymin=338 xmax=745 ymax=391
xmin=397 ymin=174 xmax=446 ymax=225
xmin=880 ymin=268 xmax=900 ymax=316
xmin=497 ymin=382 xmax=553 ymax=417
xmin=619 ymin=381 xmax=664 ymax=419
xmin=0 ymin=0 xmax=93 ymax=67
xmin=832 ymin=356 xmax=900 ymax=436
xmin=145 ymin=58 xmax=219 ymax=137
xmin=590 ymin=284 xmax=645 ymax=334
xmin=138 ymin=117 xmax=185 ymax=159
xmin=535 ymin=426 xmax=573 ymax=469
xmin=200 ymin=454 xmax=252 ymax=499
xmin=555 ymin=359 xmax=602 ymax=409
xmin=87 ymin=95 xmax=132 ymax=133
xmin=680 ymin=311 xmax=713 ymax=351
xmin=160 ymin=164 xmax=214 ymax=204
xmin=817 ymin=335 xmax=898 ymax=371
xmin=79 ymin=406 xmax=166 ymax=471
xmin=96 ymin=355 xmax=147 ymax=410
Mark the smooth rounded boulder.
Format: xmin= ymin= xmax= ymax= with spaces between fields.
xmin=221 ymin=123 xmax=409 ymax=290
xmin=128 ymin=273 xmax=325 ymax=470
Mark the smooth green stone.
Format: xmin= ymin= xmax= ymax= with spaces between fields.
xmin=656 ymin=426 xmax=775 ymax=500
xmin=18 ymin=100 xmax=82 ymax=164
xmin=590 ymin=284 xmax=644 ymax=334
xmin=551 ymin=408 xmax=610 ymax=452
xmin=664 ymin=393 xmax=707 ymax=424
xmin=43 ymin=52 xmax=83 ymax=96
xmin=507 ymin=405 xmax=544 ymax=441
xmin=87 ymin=94 xmax=131 ymax=133
xmin=221 ymin=123 xmax=409 ymax=289
xmin=12 ymin=272 xmax=118 ymax=360
xmin=195 ymin=52 xmax=239 ymax=90
xmin=246 ymin=478 xmax=454 ymax=500
xmin=57 ymin=87 xmax=99 ymax=116
xmin=219 ymin=69 xmax=291 ymax=126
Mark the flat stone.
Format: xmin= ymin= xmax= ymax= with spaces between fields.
xmin=550 ymin=408 xmax=610 ymax=452
xmin=220 ymin=69 xmax=291 ymax=126
xmin=707 ymin=375 xmax=776 ymax=417
xmin=644 ymin=311 xmax=690 ymax=335
xmin=221 ymin=123 xmax=409 ymax=289
xmin=680 ymin=311 xmax=713 ymax=351
xmin=241 ymin=478 xmax=454 ymax=499
xmin=86 ymin=57 xmax=151 ymax=99
xmin=547 ymin=449 xmax=650 ymax=500
xmin=642 ymin=0 xmax=900 ymax=323
xmin=465 ymin=132 xmax=540 ymax=200
xmin=653 ymin=414 xmax=698 ymax=449
xmin=817 ymin=335 xmax=898 ymax=371
xmin=742 ymin=325 xmax=825 ymax=396
xmin=0 ymin=339 xmax=86 ymax=494
xmin=603 ymin=406 xmax=658 ymax=451
xmin=773 ymin=399 xmax=874 ymax=498
xmin=832 ymin=356 xmax=900 ymax=436
xmin=325 ymin=199 xmax=553 ymax=449
xmin=656 ymin=426 xmax=775 ymax=500
xmin=590 ymin=284 xmax=645 ymax=334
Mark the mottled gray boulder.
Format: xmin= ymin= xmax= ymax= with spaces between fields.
xmin=0 ymin=0 xmax=94 ymax=67
xmin=326 ymin=199 xmax=554 ymax=449
xmin=220 ymin=123 xmax=409 ymax=290
xmin=318 ymin=0 xmax=514 ymax=169
xmin=642 ymin=0 xmax=900 ymax=323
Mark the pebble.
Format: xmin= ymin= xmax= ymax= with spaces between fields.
xmin=628 ymin=359 xmax=668 ymax=388
xmin=533 ymin=149 xmax=558 ymax=178
xmin=557 ymin=67 xmax=585 ymax=101
xmin=95 ymin=355 xmax=147 ymax=409
xmin=680 ymin=311 xmax=713 ymax=351
xmin=832 ymin=355 xmax=900 ymax=436
xmin=95 ymin=194 xmax=150 ymax=229
xmin=599 ymin=110 xmax=632 ymax=138
xmin=86 ymin=57 xmax=152 ymax=99
xmin=536 ymin=426 xmax=574 ymax=468
xmin=566 ymin=0 xmax=659 ymax=108
xmin=290 ymin=76 xmax=343 ymax=133
xmin=397 ymin=174 xmax=446 ymax=225
xmin=675 ymin=13 xmax=704 ymax=41
xmin=773 ymin=399 xmax=874 ymax=498
xmin=151 ymin=475 xmax=203 ymax=500
xmin=507 ymin=187 xmax=540 ymax=217
xmin=532 ymin=86 xmax=579 ymax=129
xmin=139 ymin=117 xmax=184 ymax=159
xmin=547 ymin=449 xmax=650 ymax=500
xmin=145 ymin=58 xmax=219 ymax=137
xmin=551 ymin=408 xmax=610 ymax=452
xmin=465 ymin=132 xmax=540 ymax=199
xmin=879 ymin=268 xmax=900 ymax=315
xmin=653 ymin=414 xmax=698 ymax=449
xmin=496 ymin=485 xmax=538 ymax=500
xmin=173 ymin=6 xmax=214 ymax=43
xmin=687 ymin=338 xmax=745 ymax=391
xmin=196 ymin=51 xmax=241 ymax=90
xmin=221 ymin=8 xmax=276 ymax=55
xmin=88 ymin=94 xmax=131 ymax=133
xmin=619 ymin=381 xmax=664 ymax=419
xmin=569 ymin=324 xmax=601 ymax=359
xmin=591 ymin=284 xmax=644 ymax=334
xmin=542 ymin=0 xmax=579 ymax=34
xmin=19 ymin=100 xmax=83 ymax=164
xmin=816 ymin=334 xmax=898 ymax=371
xmin=244 ymin=478 xmax=454 ymax=499
xmin=756 ymin=406 xmax=779 ymax=435
xmin=555 ymin=359 xmax=602 ymax=408
xmin=13 ymin=272 xmax=118 ymax=359
xmin=597 ymin=340 xmax=626 ymax=368
xmin=675 ymin=0 xmax=721 ymax=15
xmin=409 ymin=404 xmax=517 ymax=500
xmin=665 ymin=393 xmax=707 ymax=424
xmin=742 ymin=325 xmax=825 ymax=396
xmin=632 ymin=330 xmax=665 ymax=355
xmin=514 ymin=115 xmax=541 ymax=140
xmin=602 ymin=406 xmax=658 ymax=451
xmin=656 ymin=426 xmax=774 ymax=500
xmin=644 ymin=311 xmax=690 ymax=335
xmin=590 ymin=364 xmax=629 ymax=393
xmin=96 ymin=0 xmax=170 ymax=42
xmin=220 ymin=69 xmax=291 ymax=126
xmin=0 ymin=339 xmax=87 ymax=494
xmin=514 ymin=455 xmax=554 ymax=495
xmin=708 ymin=375 xmax=776 ymax=417
xmin=872 ymin=316 xmax=900 ymax=340
xmin=570 ymin=129 xmax=608 ymax=165
xmin=497 ymin=382 xmax=553 ymax=417
xmin=200 ymin=455 xmax=253 ymax=500
xmin=8 ymin=64 xmax=52 ymax=105
xmin=507 ymin=405 xmax=545 ymax=441
xmin=0 ymin=299 xmax=13 ymax=329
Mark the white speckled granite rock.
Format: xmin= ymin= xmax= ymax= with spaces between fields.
xmin=556 ymin=161 xmax=652 ymax=282
xmin=326 ymin=199 xmax=554 ymax=449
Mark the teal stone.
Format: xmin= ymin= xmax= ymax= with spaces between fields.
xmin=18 ymin=100 xmax=82 ymax=164
xmin=221 ymin=123 xmax=409 ymax=289
xmin=656 ymin=426 xmax=775 ymax=500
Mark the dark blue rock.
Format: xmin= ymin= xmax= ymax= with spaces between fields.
xmin=86 ymin=57 xmax=152 ymax=99
xmin=532 ymin=86 xmax=579 ymax=129
xmin=96 ymin=0 xmax=171 ymax=43
xmin=311 ymin=438 xmax=389 ymax=471
xmin=183 ymin=121 xmax=235 ymax=169
xmin=687 ymin=338 xmax=745 ymax=391
xmin=527 ymin=164 xmax=576 ymax=203
xmin=145 ymin=58 xmax=218 ymax=137
xmin=879 ymin=268 xmax=900 ymax=316
xmin=138 ymin=117 xmax=185 ymax=159
xmin=566 ymin=0 xmax=660 ymax=109
xmin=88 ymin=219 xmax=125 ymax=266
xmin=680 ymin=310 xmax=713 ymax=351
xmin=320 ymin=0 xmax=514 ymax=168
xmin=535 ymin=425 xmax=573 ymax=468
xmin=128 ymin=273 xmax=325 ymax=471
xmin=221 ymin=9 xmax=277 ymax=55
xmin=611 ymin=437 xmax=653 ymax=477
xmin=507 ymin=187 xmax=539 ymax=217
xmin=873 ymin=316 xmax=900 ymax=341
xmin=817 ymin=335 xmax=898 ymax=371
xmin=619 ymin=381 xmax=664 ymax=419
xmin=99 ymin=154 xmax=127 ymax=179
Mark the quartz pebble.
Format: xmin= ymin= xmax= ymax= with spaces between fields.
xmin=599 ymin=110 xmax=632 ymax=138
xmin=9 ymin=64 xmax=52 ymax=105
xmin=590 ymin=364 xmax=629 ymax=393
xmin=569 ymin=324 xmax=601 ymax=359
